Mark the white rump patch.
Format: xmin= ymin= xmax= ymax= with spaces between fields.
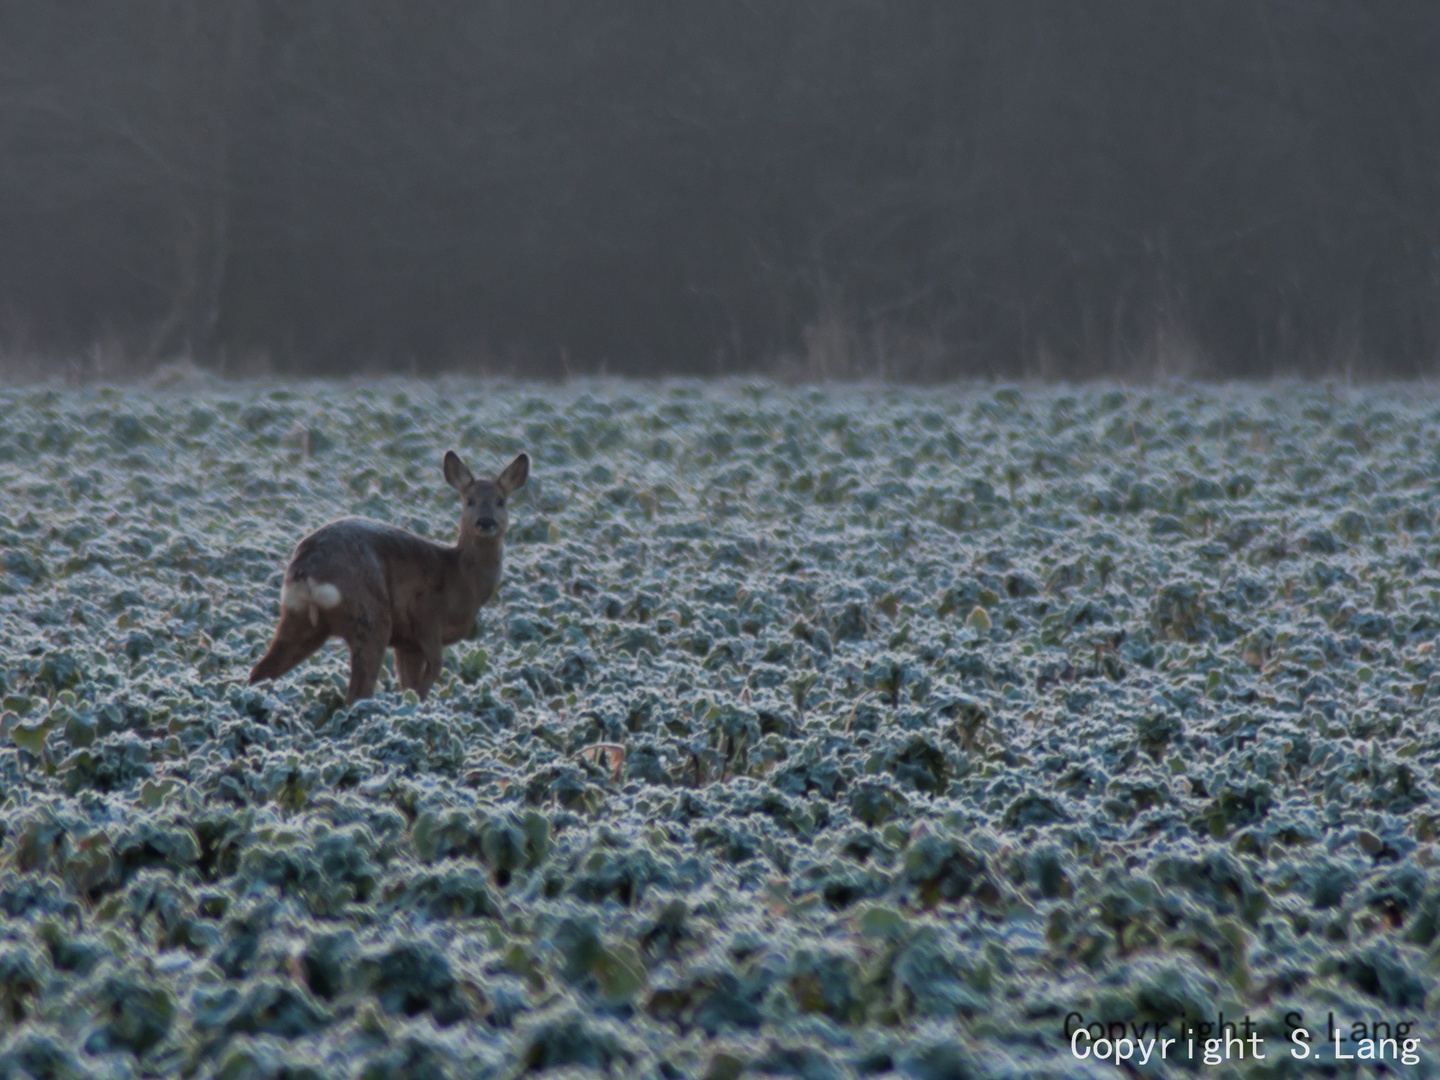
xmin=280 ymin=578 xmax=343 ymax=626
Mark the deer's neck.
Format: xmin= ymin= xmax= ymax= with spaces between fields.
xmin=453 ymin=536 xmax=504 ymax=607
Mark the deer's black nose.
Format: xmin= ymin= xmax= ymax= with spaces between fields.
xmin=476 ymin=518 xmax=498 ymax=532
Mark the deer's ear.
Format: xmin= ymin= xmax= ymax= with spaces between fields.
xmin=497 ymin=453 xmax=530 ymax=495
xmin=443 ymin=451 xmax=474 ymax=492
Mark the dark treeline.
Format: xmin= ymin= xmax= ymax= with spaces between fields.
xmin=1 ymin=2 xmax=1437 ymax=379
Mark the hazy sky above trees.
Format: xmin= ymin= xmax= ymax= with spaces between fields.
xmin=1 ymin=2 xmax=1436 ymax=378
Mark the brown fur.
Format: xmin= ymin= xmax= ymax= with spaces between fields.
xmin=249 ymin=451 xmax=529 ymax=703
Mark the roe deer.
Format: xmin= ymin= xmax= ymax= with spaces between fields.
xmin=249 ymin=451 xmax=529 ymax=703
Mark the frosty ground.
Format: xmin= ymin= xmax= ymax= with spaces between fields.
xmin=0 ymin=377 xmax=1438 ymax=1078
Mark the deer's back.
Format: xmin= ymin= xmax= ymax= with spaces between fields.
xmin=290 ymin=517 xmax=450 ymax=599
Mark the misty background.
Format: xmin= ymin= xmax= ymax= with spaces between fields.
xmin=1 ymin=2 xmax=1437 ymax=380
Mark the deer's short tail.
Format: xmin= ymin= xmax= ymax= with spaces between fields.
xmin=280 ymin=576 xmax=343 ymax=627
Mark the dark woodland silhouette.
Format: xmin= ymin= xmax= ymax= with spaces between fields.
xmin=1 ymin=2 xmax=1436 ymax=378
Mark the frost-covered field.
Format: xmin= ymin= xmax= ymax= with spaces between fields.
xmin=2 ymin=377 xmax=1440 ymax=1078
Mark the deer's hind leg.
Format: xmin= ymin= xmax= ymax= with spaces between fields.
xmin=249 ymin=613 xmax=329 ymax=686
xmin=400 ymin=622 xmax=445 ymax=701
xmin=395 ymin=646 xmax=426 ymax=694
xmin=342 ymin=616 xmax=391 ymax=704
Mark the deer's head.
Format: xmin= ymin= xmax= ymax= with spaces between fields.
xmin=444 ymin=451 xmax=529 ymax=541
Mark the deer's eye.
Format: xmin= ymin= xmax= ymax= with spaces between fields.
xmin=497 ymin=497 xmax=505 ymax=507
